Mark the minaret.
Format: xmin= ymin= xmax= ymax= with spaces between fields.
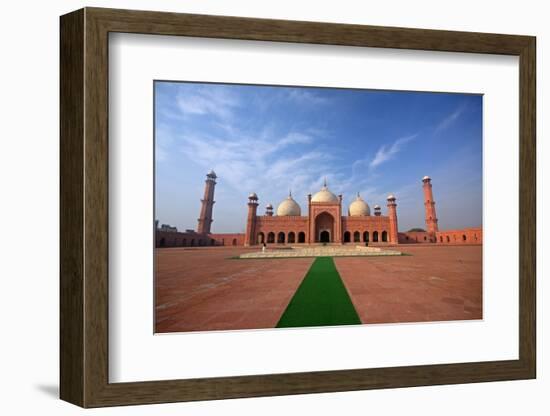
xmin=197 ymin=170 xmax=217 ymax=234
xmin=307 ymin=193 xmax=312 ymax=244
xmin=387 ymin=195 xmax=399 ymax=244
xmin=422 ymin=176 xmax=439 ymax=234
xmin=374 ymin=205 xmax=381 ymax=216
xmin=244 ymin=193 xmax=259 ymax=246
xmin=265 ymin=204 xmax=274 ymax=216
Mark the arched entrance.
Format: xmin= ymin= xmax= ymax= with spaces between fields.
xmin=343 ymin=231 xmax=351 ymax=243
xmin=288 ymin=232 xmax=295 ymax=243
xmin=315 ymin=212 xmax=334 ymax=243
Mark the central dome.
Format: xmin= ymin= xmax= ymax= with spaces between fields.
xmin=348 ymin=193 xmax=370 ymax=216
xmin=276 ymin=193 xmax=301 ymax=216
xmin=311 ymin=181 xmax=339 ymax=203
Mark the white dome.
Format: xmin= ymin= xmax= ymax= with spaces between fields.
xmin=348 ymin=194 xmax=370 ymax=216
xmin=422 ymin=175 xmax=431 ymax=181
xmin=276 ymin=195 xmax=301 ymax=216
xmin=387 ymin=194 xmax=396 ymax=200
xmin=248 ymin=192 xmax=258 ymax=200
xmin=311 ymin=183 xmax=339 ymax=203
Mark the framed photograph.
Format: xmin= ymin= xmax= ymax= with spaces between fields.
xmin=60 ymin=7 xmax=536 ymax=408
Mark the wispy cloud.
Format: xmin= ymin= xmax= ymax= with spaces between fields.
xmin=277 ymin=132 xmax=314 ymax=147
xmin=286 ymin=89 xmax=329 ymax=105
xmin=155 ymin=123 xmax=176 ymax=163
xmin=169 ymin=123 xmax=330 ymax=203
xmin=369 ymin=134 xmax=417 ymax=170
xmin=176 ymin=85 xmax=240 ymax=121
xmin=434 ymin=103 xmax=467 ymax=134
xmin=159 ymin=84 xmax=332 ymax=201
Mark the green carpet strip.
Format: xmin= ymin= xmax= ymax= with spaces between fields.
xmin=276 ymin=257 xmax=361 ymax=328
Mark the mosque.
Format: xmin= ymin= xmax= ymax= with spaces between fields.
xmin=155 ymin=170 xmax=482 ymax=248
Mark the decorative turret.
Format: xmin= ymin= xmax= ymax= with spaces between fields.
xmin=265 ymin=203 xmax=274 ymax=216
xmin=374 ymin=205 xmax=381 ymax=216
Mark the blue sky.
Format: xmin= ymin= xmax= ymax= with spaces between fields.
xmin=155 ymin=81 xmax=482 ymax=233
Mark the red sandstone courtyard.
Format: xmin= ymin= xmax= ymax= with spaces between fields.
xmin=155 ymin=244 xmax=482 ymax=333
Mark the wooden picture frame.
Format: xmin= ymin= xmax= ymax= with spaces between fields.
xmin=60 ymin=7 xmax=536 ymax=408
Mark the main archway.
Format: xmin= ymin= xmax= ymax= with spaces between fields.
xmin=315 ymin=212 xmax=334 ymax=243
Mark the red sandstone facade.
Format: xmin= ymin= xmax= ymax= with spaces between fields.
xmin=155 ymin=172 xmax=482 ymax=248
xmin=436 ymin=228 xmax=483 ymax=244
xmin=240 ymin=184 xmax=400 ymax=246
xmin=155 ymin=230 xmax=244 ymax=248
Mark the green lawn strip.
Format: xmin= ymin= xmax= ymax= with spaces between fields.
xmin=276 ymin=257 xmax=361 ymax=328
xmin=230 ymin=253 xmax=410 ymax=260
